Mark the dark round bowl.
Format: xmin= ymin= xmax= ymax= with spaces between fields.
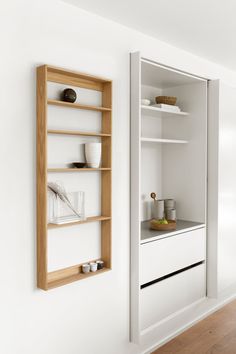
xmin=62 ymin=88 xmax=77 ymax=103
xmin=72 ymin=162 xmax=86 ymax=168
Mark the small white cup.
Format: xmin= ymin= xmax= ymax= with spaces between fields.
xmin=89 ymin=262 xmax=98 ymax=272
xmin=82 ymin=263 xmax=90 ymax=274
xmin=85 ymin=143 xmax=101 ymax=168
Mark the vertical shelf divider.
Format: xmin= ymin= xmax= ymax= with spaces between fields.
xmin=101 ymin=82 xmax=112 ymax=269
xmin=37 ymin=65 xmax=48 ymax=290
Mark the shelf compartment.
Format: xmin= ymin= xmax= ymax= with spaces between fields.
xmin=141 ymin=137 xmax=188 ymax=144
xmin=48 ymin=215 xmax=111 ymax=229
xmin=47 ymin=65 xmax=111 ymax=92
xmin=47 ymin=262 xmax=111 ymax=290
xmin=141 ymin=105 xmax=189 ymax=116
xmin=48 ymin=99 xmax=111 ymax=112
xmin=47 ymin=167 xmax=111 ymax=172
xmin=47 ymin=129 xmax=111 ymax=137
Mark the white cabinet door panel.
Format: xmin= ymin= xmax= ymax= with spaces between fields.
xmin=140 ymin=263 xmax=206 ymax=330
xmin=140 ymin=228 xmax=205 ymax=285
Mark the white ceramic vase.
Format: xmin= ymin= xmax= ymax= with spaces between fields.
xmin=85 ymin=143 xmax=101 ymax=168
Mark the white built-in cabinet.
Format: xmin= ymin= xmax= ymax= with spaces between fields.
xmin=130 ymin=52 xmax=208 ymax=342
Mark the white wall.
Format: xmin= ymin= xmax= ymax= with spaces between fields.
xmin=2 ymin=1 xmax=236 ymax=354
xmin=218 ymin=82 xmax=236 ymax=291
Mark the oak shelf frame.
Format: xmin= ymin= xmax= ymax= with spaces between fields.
xmin=37 ymin=64 xmax=112 ymax=290
xmin=47 ymin=167 xmax=111 ymax=172
xmin=48 ymin=265 xmax=110 ymax=290
xmin=48 ymin=99 xmax=112 ymax=112
xmin=48 ymin=215 xmax=111 ymax=229
xmin=47 ymin=129 xmax=111 ymax=137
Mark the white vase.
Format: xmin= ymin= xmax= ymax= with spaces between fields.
xmin=85 ymin=143 xmax=101 ymax=168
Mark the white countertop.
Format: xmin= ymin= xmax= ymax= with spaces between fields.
xmin=141 ymin=219 xmax=205 ymax=244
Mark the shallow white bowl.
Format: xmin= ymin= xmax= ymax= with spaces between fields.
xmin=141 ymin=99 xmax=151 ymax=106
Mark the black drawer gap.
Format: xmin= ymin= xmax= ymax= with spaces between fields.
xmin=141 ymin=261 xmax=204 ymax=289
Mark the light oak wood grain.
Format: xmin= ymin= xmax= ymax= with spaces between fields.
xmin=37 ymin=65 xmax=48 ymax=290
xmin=48 ymin=215 xmax=111 ymax=229
xmin=48 ymin=267 xmax=110 ymax=289
xmin=47 ymin=65 xmax=111 ymax=84
xmin=47 ymin=167 xmax=111 ymax=172
xmin=152 ymin=300 xmax=236 ymax=354
xmin=47 ymin=129 xmax=111 ymax=137
xmin=48 ymin=258 xmax=102 ymax=282
xmin=47 ymin=65 xmax=111 ymax=92
xmin=48 ymin=99 xmax=111 ymax=112
xmin=101 ymin=82 xmax=112 ymax=268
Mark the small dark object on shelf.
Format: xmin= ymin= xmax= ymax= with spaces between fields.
xmin=96 ymin=260 xmax=104 ymax=270
xmin=72 ymin=162 xmax=86 ymax=168
xmin=62 ymin=88 xmax=77 ymax=103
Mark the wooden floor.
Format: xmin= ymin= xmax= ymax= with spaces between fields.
xmin=152 ymin=300 xmax=236 ymax=354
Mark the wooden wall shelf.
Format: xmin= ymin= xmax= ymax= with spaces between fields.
xmin=47 ymin=266 xmax=110 ymax=290
xmin=37 ymin=65 xmax=112 ymax=290
xmin=48 ymin=215 xmax=111 ymax=229
xmin=48 ymin=99 xmax=111 ymax=112
xmin=47 ymin=168 xmax=111 ymax=172
xmin=47 ymin=129 xmax=111 ymax=137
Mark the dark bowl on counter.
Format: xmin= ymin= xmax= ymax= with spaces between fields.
xmin=71 ymin=162 xmax=86 ymax=168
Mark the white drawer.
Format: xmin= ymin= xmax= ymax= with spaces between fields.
xmin=140 ymin=263 xmax=206 ymax=330
xmin=140 ymin=228 xmax=205 ymax=285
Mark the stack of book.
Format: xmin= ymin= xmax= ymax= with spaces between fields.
xmin=152 ymin=103 xmax=181 ymax=112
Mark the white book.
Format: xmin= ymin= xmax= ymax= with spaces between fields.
xmin=152 ymin=104 xmax=181 ymax=112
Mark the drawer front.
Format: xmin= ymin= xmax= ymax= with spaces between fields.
xmin=140 ymin=263 xmax=206 ymax=330
xmin=140 ymin=228 xmax=205 ymax=285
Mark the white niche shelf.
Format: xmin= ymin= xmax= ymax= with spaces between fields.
xmin=141 ymin=104 xmax=189 ymax=117
xmin=141 ymin=137 xmax=188 ymax=144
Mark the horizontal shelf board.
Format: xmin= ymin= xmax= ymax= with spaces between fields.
xmin=47 ymin=65 xmax=111 ymax=84
xmin=141 ymin=105 xmax=189 ymax=116
xmin=48 ymin=99 xmax=111 ymax=112
xmin=46 ymin=65 xmax=112 ymax=91
xmin=141 ymin=137 xmax=188 ymax=144
xmin=47 ymin=167 xmax=111 ymax=172
xmin=141 ymin=220 xmax=206 ymax=245
xmin=47 ymin=267 xmax=110 ymax=289
xmin=48 ymin=215 xmax=111 ymax=229
xmin=47 ymin=129 xmax=111 ymax=137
